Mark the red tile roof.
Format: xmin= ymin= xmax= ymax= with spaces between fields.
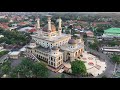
xmin=86 ymin=31 xmax=94 ymax=37
xmin=28 ymin=29 xmax=37 ymax=32
xmin=0 ymin=23 xmax=9 ymax=29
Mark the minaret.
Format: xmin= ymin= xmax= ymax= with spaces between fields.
xmin=37 ymin=18 xmax=40 ymax=29
xmin=36 ymin=18 xmax=41 ymax=36
xmin=46 ymin=15 xmax=52 ymax=31
xmin=58 ymin=17 xmax=62 ymax=36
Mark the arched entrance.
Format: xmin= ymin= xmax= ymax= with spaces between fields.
xmin=67 ymin=52 xmax=70 ymax=61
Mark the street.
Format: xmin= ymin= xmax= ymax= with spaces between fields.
xmin=85 ymin=42 xmax=115 ymax=78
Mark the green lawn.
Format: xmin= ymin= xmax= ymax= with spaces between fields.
xmin=0 ymin=51 xmax=9 ymax=57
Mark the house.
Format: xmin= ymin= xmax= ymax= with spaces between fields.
xmin=8 ymin=51 xmax=20 ymax=59
xmin=86 ymin=31 xmax=94 ymax=37
xmin=0 ymin=23 xmax=9 ymax=30
xmin=28 ymin=29 xmax=37 ymax=33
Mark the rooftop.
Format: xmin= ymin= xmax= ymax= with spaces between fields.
xmin=104 ymin=28 xmax=120 ymax=34
xmin=8 ymin=51 xmax=20 ymax=55
xmin=60 ymin=43 xmax=84 ymax=53
xmin=31 ymin=33 xmax=71 ymax=43
xmin=36 ymin=45 xmax=51 ymax=53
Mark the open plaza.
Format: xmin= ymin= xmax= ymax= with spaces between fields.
xmin=63 ymin=51 xmax=107 ymax=77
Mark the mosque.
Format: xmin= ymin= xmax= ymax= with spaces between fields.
xmin=26 ymin=15 xmax=84 ymax=69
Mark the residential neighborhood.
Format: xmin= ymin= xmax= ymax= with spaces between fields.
xmin=0 ymin=12 xmax=120 ymax=78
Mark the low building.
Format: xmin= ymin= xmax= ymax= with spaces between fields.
xmin=101 ymin=47 xmax=120 ymax=55
xmin=0 ymin=35 xmax=4 ymax=38
xmin=85 ymin=31 xmax=94 ymax=37
xmin=8 ymin=51 xmax=20 ymax=59
xmin=102 ymin=28 xmax=120 ymax=38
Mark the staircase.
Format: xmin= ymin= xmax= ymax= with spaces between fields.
xmin=25 ymin=52 xmax=40 ymax=62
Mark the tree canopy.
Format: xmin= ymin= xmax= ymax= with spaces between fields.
xmin=71 ymin=60 xmax=87 ymax=75
xmin=111 ymin=55 xmax=120 ymax=64
xmin=0 ymin=28 xmax=31 ymax=46
xmin=10 ymin=58 xmax=49 ymax=78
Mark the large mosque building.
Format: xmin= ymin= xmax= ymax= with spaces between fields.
xmin=26 ymin=15 xmax=84 ymax=69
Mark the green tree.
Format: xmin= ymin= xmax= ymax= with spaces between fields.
xmin=61 ymin=73 xmax=65 ymax=78
xmin=1 ymin=61 xmax=11 ymax=74
xmin=111 ymin=55 xmax=120 ymax=64
xmin=10 ymin=58 xmax=34 ymax=78
xmin=71 ymin=60 xmax=87 ymax=76
xmin=101 ymin=75 xmax=107 ymax=78
xmin=10 ymin=58 xmax=49 ymax=78
xmin=0 ymin=18 xmax=9 ymax=23
xmin=32 ymin=62 xmax=49 ymax=78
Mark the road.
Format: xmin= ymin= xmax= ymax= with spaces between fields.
xmin=85 ymin=42 xmax=115 ymax=78
xmin=0 ymin=54 xmax=8 ymax=64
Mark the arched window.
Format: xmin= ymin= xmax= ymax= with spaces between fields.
xmin=59 ymin=57 xmax=60 ymax=60
xmin=51 ymin=57 xmax=53 ymax=61
xmin=75 ymin=52 xmax=77 ymax=56
xmin=67 ymin=53 xmax=70 ymax=55
xmin=51 ymin=62 xmax=53 ymax=65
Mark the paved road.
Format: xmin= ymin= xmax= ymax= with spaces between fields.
xmin=0 ymin=54 xmax=8 ymax=64
xmin=85 ymin=43 xmax=115 ymax=78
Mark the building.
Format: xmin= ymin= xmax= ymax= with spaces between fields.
xmin=0 ymin=44 xmax=3 ymax=50
xmin=0 ymin=35 xmax=4 ymax=38
xmin=26 ymin=15 xmax=84 ymax=69
xmin=85 ymin=31 xmax=94 ymax=37
xmin=101 ymin=46 xmax=120 ymax=55
xmin=102 ymin=28 xmax=120 ymax=38
xmin=8 ymin=51 xmax=20 ymax=59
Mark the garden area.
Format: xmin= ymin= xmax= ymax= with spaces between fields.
xmin=0 ymin=58 xmax=49 ymax=78
xmin=0 ymin=51 xmax=9 ymax=57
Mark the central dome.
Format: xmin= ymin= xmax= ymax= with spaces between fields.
xmin=43 ymin=24 xmax=56 ymax=32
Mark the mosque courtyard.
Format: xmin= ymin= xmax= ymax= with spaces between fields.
xmin=63 ymin=51 xmax=107 ymax=77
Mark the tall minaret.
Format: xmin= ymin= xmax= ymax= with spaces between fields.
xmin=36 ymin=18 xmax=41 ymax=36
xmin=37 ymin=18 xmax=40 ymax=29
xmin=46 ymin=15 xmax=52 ymax=31
xmin=58 ymin=17 xmax=62 ymax=36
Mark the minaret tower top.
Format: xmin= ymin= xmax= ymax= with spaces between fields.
xmin=37 ymin=18 xmax=40 ymax=29
xmin=58 ymin=17 xmax=62 ymax=29
xmin=46 ymin=15 xmax=52 ymax=31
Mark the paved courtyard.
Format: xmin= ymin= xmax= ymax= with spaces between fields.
xmin=63 ymin=51 xmax=107 ymax=77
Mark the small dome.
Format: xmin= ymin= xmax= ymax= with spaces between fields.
xmin=52 ymin=46 xmax=59 ymax=50
xmin=68 ymin=39 xmax=77 ymax=44
xmin=43 ymin=24 xmax=56 ymax=32
xmin=30 ymin=39 xmax=35 ymax=43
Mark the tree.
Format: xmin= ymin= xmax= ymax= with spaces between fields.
xmin=0 ymin=28 xmax=31 ymax=46
xmin=0 ymin=18 xmax=9 ymax=23
xmin=61 ymin=73 xmax=65 ymax=78
xmin=1 ymin=61 xmax=11 ymax=74
xmin=10 ymin=58 xmax=49 ymax=78
xmin=32 ymin=62 xmax=49 ymax=78
xmin=71 ymin=60 xmax=87 ymax=76
xmin=101 ymin=75 xmax=107 ymax=78
xmin=111 ymin=55 xmax=120 ymax=64
xmin=10 ymin=58 xmax=34 ymax=78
